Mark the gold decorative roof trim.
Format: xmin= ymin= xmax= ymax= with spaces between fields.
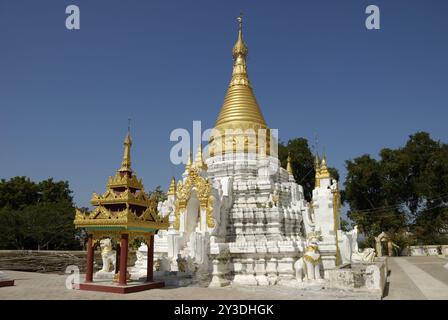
xmin=90 ymin=188 xmax=150 ymax=207
xmin=107 ymin=172 xmax=144 ymax=190
xmin=74 ymin=205 xmax=168 ymax=229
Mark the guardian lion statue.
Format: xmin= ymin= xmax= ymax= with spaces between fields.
xmin=352 ymin=247 xmax=376 ymax=264
xmin=294 ymin=232 xmax=323 ymax=282
xmin=98 ymin=238 xmax=116 ymax=273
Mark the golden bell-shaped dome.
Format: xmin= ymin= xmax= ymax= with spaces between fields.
xmin=214 ymin=15 xmax=267 ymax=132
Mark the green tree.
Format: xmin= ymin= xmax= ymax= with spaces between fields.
xmin=149 ymin=185 xmax=167 ymax=202
xmin=344 ymin=155 xmax=399 ymax=245
xmin=344 ymin=132 xmax=448 ymax=246
xmin=20 ymin=202 xmax=80 ymax=250
xmin=0 ymin=176 xmax=39 ymax=209
xmin=279 ymin=138 xmax=339 ymax=201
xmin=404 ymin=133 xmax=448 ymax=244
xmin=0 ymin=177 xmax=81 ymax=250
xmin=0 ymin=207 xmax=26 ymax=249
xmin=38 ymin=178 xmax=73 ymax=204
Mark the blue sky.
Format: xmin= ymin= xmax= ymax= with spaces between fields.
xmin=1 ymin=0 xmax=447 ymax=208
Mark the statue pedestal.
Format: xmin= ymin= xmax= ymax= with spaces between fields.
xmin=94 ymin=270 xmax=116 ymax=280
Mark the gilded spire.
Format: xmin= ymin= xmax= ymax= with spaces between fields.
xmin=314 ymin=154 xmax=321 ymax=187
xmin=185 ymin=151 xmax=192 ymax=172
xmin=214 ymin=15 xmax=267 ymax=132
xmin=194 ymin=144 xmax=207 ymax=170
xmin=168 ymin=177 xmax=177 ymax=196
xmin=286 ymin=153 xmax=293 ymax=175
xmin=119 ymin=132 xmax=132 ymax=172
xmin=232 ymin=15 xmax=248 ymax=62
xmin=320 ymin=157 xmax=330 ymax=179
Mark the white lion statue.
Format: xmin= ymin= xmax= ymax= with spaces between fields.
xmin=352 ymin=247 xmax=376 ymax=264
xmin=294 ymin=232 xmax=323 ymax=282
xmin=345 ymin=225 xmax=377 ymax=264
xmin=98 ymin=238 xmax=116 ymax=273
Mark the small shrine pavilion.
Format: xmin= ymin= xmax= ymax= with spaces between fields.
xmin=74 ymin=131 xmax=169 ymax=293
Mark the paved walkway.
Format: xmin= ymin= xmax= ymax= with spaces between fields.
xmin=0 ymin=256 xmax=447 ymax=300
xmin=384 ymin=256 xmax=448 ymax=300
xmin=0 ymin=271 xmax=377 ymax=300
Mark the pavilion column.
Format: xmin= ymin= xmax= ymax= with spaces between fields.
xmin=146 ymin=234 xmax=154 ymax=282
xmin=85 ymin=234 xmax=94 ymax=283
xmin=115 ymin=243 xmax=121 ymax=275
xmin=119 ymin=233 xmax=129 ymax=285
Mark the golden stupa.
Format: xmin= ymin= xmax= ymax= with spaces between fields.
xmin=210 ymin=15 xmax=271 ymax=156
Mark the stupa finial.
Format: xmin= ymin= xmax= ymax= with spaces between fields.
xmin=232 ymin=13 xmax=248 ymax=60
xmin=320 ymin=156 xmax=330 ymax=179
xmin=119 ymin=121 xmax=133 ymax=173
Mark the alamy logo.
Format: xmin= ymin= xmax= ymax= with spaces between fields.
xmin=65 ymin=265 xmax=80 ymax=289
xmin=365 ymin=5 xmax=381 ymax=30
xmin=65 ymin=5 xmax=80 ymax=30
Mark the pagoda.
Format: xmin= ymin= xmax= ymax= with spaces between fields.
xmin=129 ymin=16 xmax=384 ymax=294
xmin=74 ymin=131 xmax=169 ymax=293
xmin=133 ymin=15 xmax=346 ymax=288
